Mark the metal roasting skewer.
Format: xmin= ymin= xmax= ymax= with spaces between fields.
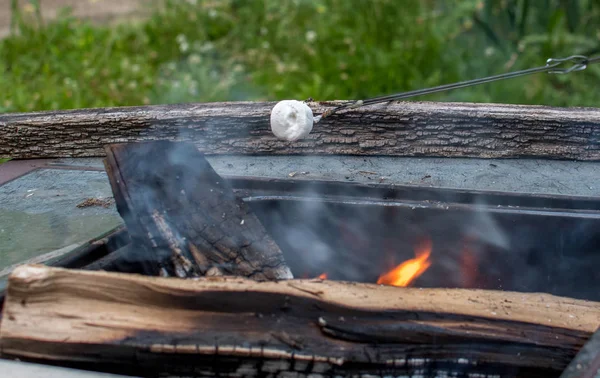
xmin=315 ymin=54 xmax=600 ymax=122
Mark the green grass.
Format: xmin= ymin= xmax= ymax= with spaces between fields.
xmin=0 ymin=0 xmax=599 ymax=114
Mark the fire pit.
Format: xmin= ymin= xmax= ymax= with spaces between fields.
xmin=1 ymin=99 xmax=600 ymax=378
xmin=1 ymin=140 xmax=599 ymax=378
xmin=34 ymin=166 xmax=600 ymax=301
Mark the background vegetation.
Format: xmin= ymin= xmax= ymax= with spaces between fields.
xmin=1 ymin=0 xmax=599 ymax=114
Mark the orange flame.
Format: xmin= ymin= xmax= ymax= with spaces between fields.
xmin=317 ymin=272 xmax=328 ymax=280
xmin=377 ymin=239 xmax=432 ymax=287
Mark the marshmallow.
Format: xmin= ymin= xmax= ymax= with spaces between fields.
xmin=270 ymin=100 xmax=314 ymax=141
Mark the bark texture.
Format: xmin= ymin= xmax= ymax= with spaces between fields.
xmin=1 ymin=101 xmax=600 ymax=160
xmin=1 ymin=265 xmax=599 ymax=378
xmin=104 ymin=141 xmax=292 ymax=280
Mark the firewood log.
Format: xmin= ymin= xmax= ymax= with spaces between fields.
xmin=1 ymin=101 xmax=600 ymax=160
xmin=1 ymin=265 xmax=599 ymax=378
xmin=103 ymin=141 xmax=292 ymax=280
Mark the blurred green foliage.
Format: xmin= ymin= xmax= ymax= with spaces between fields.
xmin=0 ymin=0 xmax=599 ymax=114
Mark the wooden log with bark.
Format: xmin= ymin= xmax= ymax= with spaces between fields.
xmin=1 ymin=101 xmax=600 ymax=160
xmin=1 ymin=265 xmax=599 ymax=378
xmin=103 ymin=141 xmax=292 ymax=280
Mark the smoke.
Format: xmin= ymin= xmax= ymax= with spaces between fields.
xmin=247 ymin=179 xmax=380 ymax=282
xmin=466 ymin=200 xmax=510 ymax=250
xmin=234 ymin=164 xmax=600 ymax=301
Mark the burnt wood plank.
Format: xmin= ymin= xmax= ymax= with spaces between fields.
xmin=1 ymin=265 xmax=599 ymax=377
xmin=1 ymin=101 xmax=600 ymax=160
xmin=103 ymin=141 xmax=292 ymax=280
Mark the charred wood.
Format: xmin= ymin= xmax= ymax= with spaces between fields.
xmin=103 ymin=141 xmax=292 ymax=280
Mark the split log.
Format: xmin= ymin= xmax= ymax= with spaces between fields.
xmin=103 ymin=141 xmax=292 ymax=280
xmin=1 ymin=101 xmax=600 ymax=160
xmin=2 ymin=265 xmax=599 ymax=378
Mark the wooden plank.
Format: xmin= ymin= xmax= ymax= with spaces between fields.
xmin=1 ymin=265 xmax=599 ymax=377
xmin=103 ymin=141 xmax=292 ymax=280
xmin=1 ymin=101 xmax=599 ymax=160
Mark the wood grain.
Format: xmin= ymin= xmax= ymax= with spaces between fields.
xmin=1 ymin=265 xmax=599 ymax=377
xmin=1 ymin=101 xmax=600 ymax=160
